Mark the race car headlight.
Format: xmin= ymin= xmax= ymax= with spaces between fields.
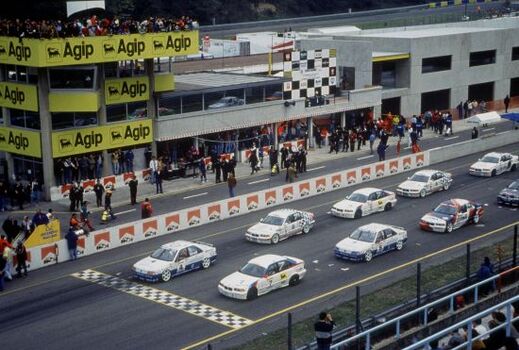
xmin=234 ymin=287 xmax=246 ymax=292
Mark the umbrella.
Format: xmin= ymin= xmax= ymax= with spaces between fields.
xmin=466 ymin=111 xmax=502 ymax=126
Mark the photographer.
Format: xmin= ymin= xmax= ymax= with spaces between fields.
xmin=314 ymin=311 xmax=336 ymax=350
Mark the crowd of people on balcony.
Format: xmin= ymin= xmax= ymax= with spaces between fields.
xmin=0 ymin=15 xmax=197 ymax=39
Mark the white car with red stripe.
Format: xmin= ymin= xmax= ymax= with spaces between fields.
xmin=419 ymin=198 xmax=484 ymax=233
xmin=218 ymin=254 xmax=306 ymax=300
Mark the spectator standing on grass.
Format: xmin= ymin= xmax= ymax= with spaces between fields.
xmin=128 ymin=175 xmax=138 ymax=205
xmin=94 ymin=179 xmax=104 ymax=207
xmin=314 ymin=312 xmax=336 ymax=350
xmin=227 ymin=174 xmax=237 ymax=198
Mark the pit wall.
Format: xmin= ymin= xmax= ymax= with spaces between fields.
xmin=26 ymin=129 xmax=518 ymax=271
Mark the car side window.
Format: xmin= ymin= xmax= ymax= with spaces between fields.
xmin=176 ymin=248 xmax=189 ymax=261
xmin=435 ymin=173 xmax=442 ymax=180
xmin=368 ymin=193 xmax=377 ymax=201
xmin=460 ymin=205 xmax=467 ymax=213
xmin=384 ymin=229 xmax=395 ymax=239
xmin=293 ymin=213 xmax=302 ymax=221
xmin=266 ymin=263 xmax=280 ymax=276
xmin=375 ymin=232 xmax=384 ymax=243
xmin=187 ymin=246 xmax=202 ymax=256
xmin=285 ymin=215 xmax=294 ymax=224
xmin=378 ymin=191 xmax=386 ymax=199
xmin=277 ymin=260 xmax=290 ymax=271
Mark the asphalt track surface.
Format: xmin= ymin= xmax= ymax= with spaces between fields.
xmin=52 ymin=122 xmax=513 ymax=229
xmin=1 ymin=142 xmax=519 ymax=350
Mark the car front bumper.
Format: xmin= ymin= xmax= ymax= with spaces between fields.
xmin=469 ymin=169 xmax=492 ymax=177
xmin=497 ymin=195 xmax=519 ymax=206
xmin=133 ymin=271 xmax=161 ymax=283
xmin=334 ymin=248 xmax=365 ymax=262
xmin=331 ymin=208 xmax=355 ymax=218
xmin=218 ymin=284 xmax=248 ymax=300
xmin=245 ymin=233 xmax=273 ymax=244
xmin=396 ymin=188 xmax=422 ymax=197
xmin=419 ymin=220 xmax=446 ymax=232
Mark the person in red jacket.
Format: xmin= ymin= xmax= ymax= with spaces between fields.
xmin=349 ymin=129 xmax=357 ymax=153
xmin=141 ymin=198 xmax=153 ymax=219
xmin=0 ymin=234 xmax=13 ymax=255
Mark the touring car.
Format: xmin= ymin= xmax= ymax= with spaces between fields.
xmin=331 ymin=187 xmax=397 ymax=219
xmin=497 ymin=179 xmax=519 ymax=206
xmin=245 ymin=209 xmax=315 ymax=244
xmin=218 ymin=254 xmax=306 ymax=300
xmin=396 ymin=170 xmax=452 ymax=198
xmin=132 ymin=240 xmax=217 ymax=282
xmin=469 ymin=152 xmax=518 ymax=177
xmin=419 ymin=199 xmax=484 ymax=233
xmin=334 ymin=223 xmax=407 ymax=262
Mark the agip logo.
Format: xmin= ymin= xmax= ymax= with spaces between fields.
xmin=0 ymin=130 xmax=30 ymax=151
xmin=0 ymin=40 xmax=32 ymax=62
xmin=46 ymin=41 xmax=94 ymax=63
xmin=105 ymin=77 xmax=149 ymax=104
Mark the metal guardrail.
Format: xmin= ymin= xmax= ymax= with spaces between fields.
xmin=330 ymin=266 xmax=519 ymax=349
xmin=403 ymin=294 xmax=519 ymax=350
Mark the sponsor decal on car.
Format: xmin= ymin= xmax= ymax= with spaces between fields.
xmin=119 ymin=226 xmax=135 ymax=244
xmin=165 ymin=213 xmax=179 ymax=231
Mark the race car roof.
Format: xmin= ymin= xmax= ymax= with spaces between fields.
xmin=248 ymin=254 xmax=284 ymax=268
xmin=267 ymin=209 xmax=299 ymax=219
xmin=353 ymin=187 xmax=382 ymax=195
xmin=440 ymin=198 xmax=470 ymax=207
xmin=357 ymin=223 xmax=396 ymax=233
xmin=160 ymin=240 xmax=195 ymax=250
xmin=414 ymin=169 xmax=440 ymax=177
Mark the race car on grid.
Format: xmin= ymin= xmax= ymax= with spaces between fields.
xmin=419 ymin=199 xmax=484 ymax=233
xmin=469 ymin=152 xmax=518 ymax=177
xmin=396 ymin=169 xmax=452 ymax=198
xmin=218 ymin=254 xmax=306 ymax=300
xmin=497 ymin=179 xmax=519 ymax=206
xmin=132 ymin=240 xmax=217 ymax=282
xmin=331 ymin=187 xmax=397 ymax=219
xmin=245 ymin=209 xmax=315 ymax=244
xmin=334 ymin=223 xmax=408 ymax=262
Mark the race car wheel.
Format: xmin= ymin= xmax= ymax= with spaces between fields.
xmin=396 ymin=240 xmax=404 ymax=251
xmin=354 ymin=208 xmax=362 ymax=219
xmin=289 ymin=275 xmax=300 ymax=286
xmin=443 ymin=183 xmax=450 ymax=191
xmin=419 ymin=189 xmax=426 ymax=198
xmin=202 ymin=257 xmax=211 ymax=269
xmin=271 ymin=234 xmax=280 ymax=244
xmin=512 ymin=164 xmax=517 ymax=171
xmin=302 ymin=225 xmax=310 ymax=234
xmin=491 ymin=170 xmax=497 ymax=177
xmin=384 ymin=203 xmax=392 ymax=211
xmin=445 ymin=223 xmax=453 ymax=233
xmin=247 ymin=287 xmax=258 ymax=300
xmin=364 ymin=251 xmax=373 ymax=262
xmin=473 ymin=215 xmax=480 ymax=224
xmin=161 ymin=270 xmax=172 ymax=282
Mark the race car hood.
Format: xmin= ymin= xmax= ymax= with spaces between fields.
xmin=500 ymin=188 xmax=519 ymax=196
xmin=470 ymin=161 xmax=495 ymax=170
xmin=398 ymin=180 xmax=425 ymax=191
xmin=248 ymin=223 xmax=281 ymax=235
xmin=219 ymin=271 xmax=259 ymax=289
xmin=333 ymin=199 xmax=362 ymax=211
xmin=421 ymin=212 xmax=452 ymax=223
xmin=336 ymin=237 xmax=373 ymax=253
xmin=133 ymin=256 xmax=170 ymax=273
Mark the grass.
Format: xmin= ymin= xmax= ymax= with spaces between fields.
xmin=228 ymin=235 xmax=516 ymax=350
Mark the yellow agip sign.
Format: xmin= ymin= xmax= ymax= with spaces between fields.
xmin=52 ymin=119 xmax=152 ymax=157
xmin=0 ymin=126 xmax=41 ymax=158
xmin=0 ymin=82 xmax=38 ymax=111
xmin=25 ymin=219 xmax=61 ymax=248
xmin=0 ymin=31 xmax=199 ymax=67
xmin=105 ymin=76 xmax=149 ymax=105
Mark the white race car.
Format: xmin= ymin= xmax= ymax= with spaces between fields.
xmin=331 ymin=187 xmax=397 ymax=219
xmin=245 ymin=209 xmax=315 ymax=244
xmin=132 ymin=240 xmax=217 ymax=282
xmin=469 ymin=152 xmax=518 ymax=177
xmin=218 ymin=254 xmax=306 ymax=300
xmin=396 ymin=170 xmax=452 ymax=198
xmin=334 ymin=223 xmax=407 ymax=262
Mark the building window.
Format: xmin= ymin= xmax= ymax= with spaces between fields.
xmin=49 ymin=67 xmax=96 ymax=89
xmin=52 ymin=112 xmax=97 ymax=130
xmin=13 ymin=155 xmax=43 ymax=182
xmin=421 ymin=89 xmax=450 ymax=113
xmin=158 ymin=94 xmax=181 ymax=116
xmin=9 ymin=109 xmax=40 ymax=130
xmin=182 ymin=94 xmax=203 ymax=113
xmin=106 ymin=101 xmax=147 ymax=122
xmin=4 ymin=65 xmax=37 ymax=84
xmin=469 ymin=50 xmax=496 ymax=67
xmin=512 ymin=47 xmax=519 ymax=61
xmin=422 ymin=55 xmax=452 ymax=73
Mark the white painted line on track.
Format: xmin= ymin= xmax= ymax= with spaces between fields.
xmin=357 ymin=155 xmax=374 ymax=160
xmin=404 ymin=146 xmax=411 ymax=150
xmin=445 ymin=136 xmax=459 ymax=141
xmin=307 ymin=166 xmax=326 ymax=172
xmin=482 ymin=127 xmax=495 ymax=132
xmin=114 ymin=208 xmax=136 ymax=216
xmin=248 ymin=178 xmax=270 ymax=185
xmin=496 ymin=131 xmax=509 ymax=135
xmin=183 ymin=192 xmax=208 ymax=200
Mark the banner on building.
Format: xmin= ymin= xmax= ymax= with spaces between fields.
xmin=0 ymin=81 xmax=38 ymax=111
xmin=51 ymin=119 xmax=152 ymax=157
xmin=105 ymin=76 xmax=150 ymax=105
xmin=0 ymin=126 xmax=41 ymax=158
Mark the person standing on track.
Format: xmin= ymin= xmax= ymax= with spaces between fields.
xmin=128 ymin=174 xmax=138 ymax=205
xmin=227 ymin=174 xmax=237 ymax=198
xmin=93 ymin=179 xmax=104 ymax=208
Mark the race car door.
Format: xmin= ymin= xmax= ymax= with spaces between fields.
xmin=382 ymin=228 xmax=398 ymax=252
xmin=277 ymin=259 xmax=292 ymax=287
xmin=175 ymin=247 xmax=197 ymax=274
xmin=431 ymin=172 xmax=443 ymax=192
xmin=263 ymin=262 xmax=282 ymax=293
xmin=374 ymin=230 xmax=385 ymax=256
xmin=366 ymin=192 xmax=379 ymax=214
xmin=187 ymin=245 xmax=204 ymax=269
xmin=500 ymin=154 xmax=512 ymax=173
xmin=455 ymin=204 xmax=470 ymax=228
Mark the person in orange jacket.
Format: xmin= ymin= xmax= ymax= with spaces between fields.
xmin=141 ymin=198 xmax=153 ymax=219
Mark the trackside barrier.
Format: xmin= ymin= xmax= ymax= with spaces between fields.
xmin=24 ymin=129 xmax=519 ymax=271
xmin=403 ymin=294 xmax=519 ymax=350
xmin=330 ymin=266 xmax=519 ymax=350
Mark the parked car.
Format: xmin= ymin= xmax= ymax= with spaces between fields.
xmin=245 ymin=209 xmax=315 ymax=244
xmin=396 ymin=170 xmax=452 ymax=198
xmin=419 ymin=199 xmax=484 ymax=233
xmin=469 ymin=152 xmax=518 ymax=177
xmin=497 ymin=179 xmax=519 ymax=206
xmin=208 ymin=96 xmax=244 ymax=109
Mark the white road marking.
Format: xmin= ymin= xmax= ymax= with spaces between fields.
xmin=445 ymin=136 xmax=459 ymax=141
xmin=341 ymin=268 xmax=350 ymax=271
xmin=183 ymin=192 xmax=208 ymax=200
xmin=326 ymin=211 xmax=331 ymax=215
xmin=328 ymin=264 xmax=334 ymax=267
xmin=496 ymin=131 xmax=509 ymax=135
xmin=314 ymin=268 xmax=321 ymax=271
xmin=475 ymin=224 xmax=485 ymax=227
xmin=247 ymin=178 xmax=270 ymax=185
xmin=484 ymin=203 xmax=489 ymax=207
xmin=114 ymin=208 xmax=136 ymax=216
xmin=404 ymin=146 xmax=411 ymax=150
xmin=357 ymin=155 xmax=374 ymax=160
xmin=482 ymin=127 xmax=495 ymax=132
xmin=313 ymin=260 xmax=319 ymax=264
xmin=307 ymin=166 xmax=326 ymax=172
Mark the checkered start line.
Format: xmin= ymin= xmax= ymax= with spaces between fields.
xmin=72 ymin=269 xmax=253 ymax=329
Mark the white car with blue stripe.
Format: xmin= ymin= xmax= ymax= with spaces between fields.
xmin=334 ymin=223 xmax=407 ymax=262
xmin=132 ymin=240 xmax=217 ymax=282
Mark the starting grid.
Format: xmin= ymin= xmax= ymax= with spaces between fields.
xmin=72 ymin=269 xmax=253 ymax=329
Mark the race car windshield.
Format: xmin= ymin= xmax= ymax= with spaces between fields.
xmin=434 ymin=205 xmax=457 ymax=215
xmin=480 ymin=156 xmax=499 ymax=163
xmin=262 ymin=215 xmax=285 ymax=226
xmin=240 ymin=263 xmax=267 ymax=277
xmin=508 ymin=181 xmax=519 ymax=189
xmin=349 ymin=229 xmax=376 ymax=243
xmin=151 ymin=248 xmax=176 ymax=261
xmin=348 ymin=193 xmax=368 ymax=203
xmin=410 ymin=174 xmax=430 ymax=182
